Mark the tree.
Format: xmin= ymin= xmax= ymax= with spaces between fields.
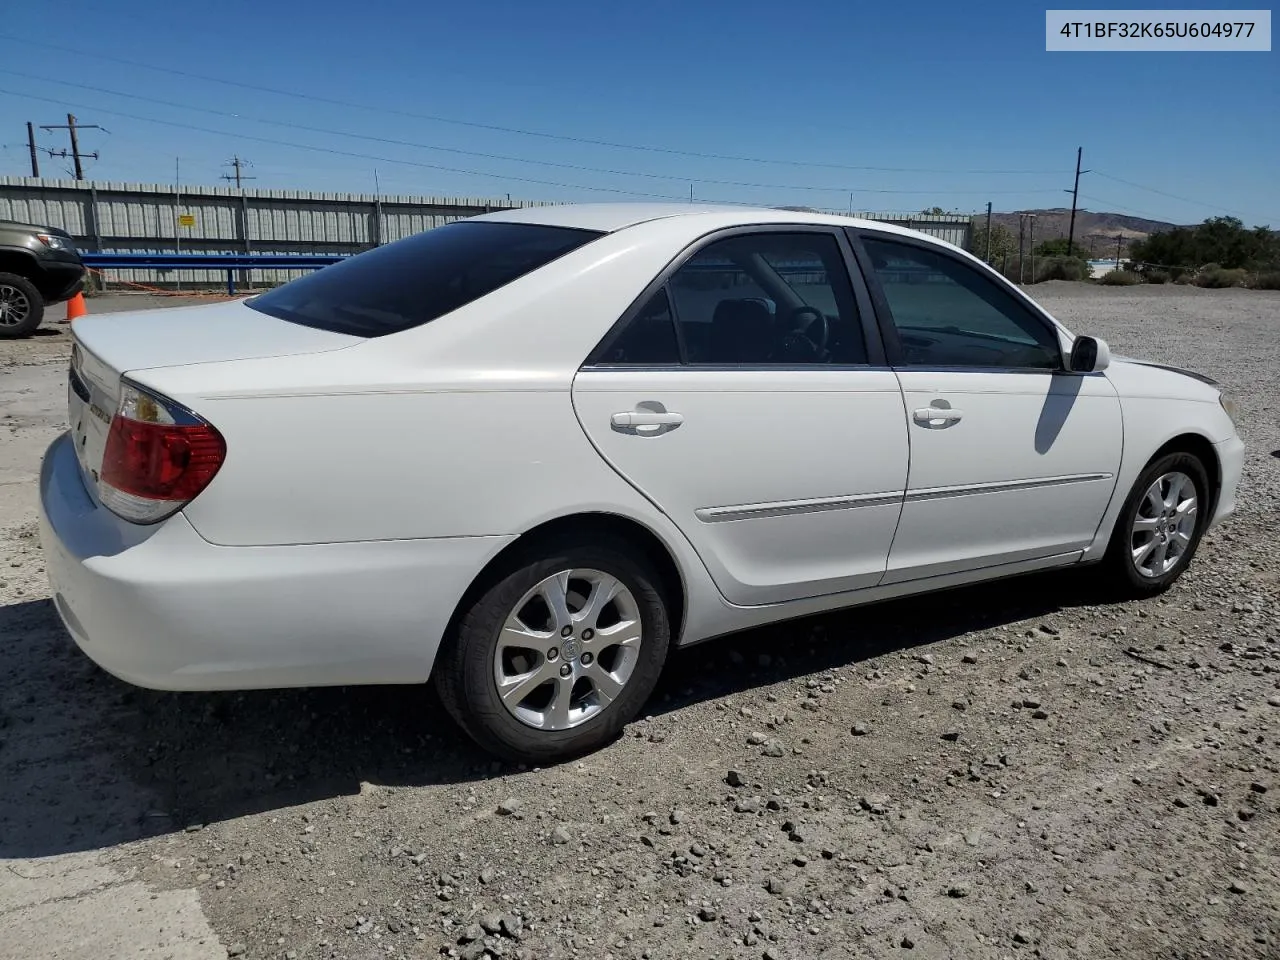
xmin=968 ymin=221 xmax=1016 ymax=263
xmin=920 ymin=206 xmax=947 ymax=215
xmin=1129 ymin=216 xmax=1278 ymax=273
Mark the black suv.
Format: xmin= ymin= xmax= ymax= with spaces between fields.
xmin=0 ymin=219 xmax=86 ymax=338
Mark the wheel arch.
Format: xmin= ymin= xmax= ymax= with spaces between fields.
xmin=0 ymin=248 xmax=42 ymax=279
xmin=1150 ymin=431 xmax=1221 ymax=516
xmin=436 ymin=511 xmax=688 ymax=673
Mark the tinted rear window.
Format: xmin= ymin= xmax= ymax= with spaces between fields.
xmin=247 ymin=221 xmax=603 ymax=337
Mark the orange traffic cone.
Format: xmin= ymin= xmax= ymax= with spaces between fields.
xmin=65 ymin=292 xmax=87 ymax=322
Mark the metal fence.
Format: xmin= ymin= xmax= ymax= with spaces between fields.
xmin=0 ymin=176 xmax=973 ymax=287
xmin=827 ymin=210 xmax=972 ymax=250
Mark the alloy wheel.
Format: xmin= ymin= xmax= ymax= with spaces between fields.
xmin=0 ymin=284 xmax=31 ymax=327
xmin=493 ymin=568 xmax=643 ymax=730
xmin=1130 ymin=471 xmax=1198 ymax=579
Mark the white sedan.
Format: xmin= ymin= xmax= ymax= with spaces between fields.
xmin=39 ymin=204 xmax=1244 ymax=761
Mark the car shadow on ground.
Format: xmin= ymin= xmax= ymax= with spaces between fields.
xmin=0 ymin=568 xmax=1099 ymax=859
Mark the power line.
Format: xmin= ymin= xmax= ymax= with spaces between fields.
xmin=1093 ymin=171 xmax=1277 ymax=224
xmin=0 ymin=86 xmax=1062 ymax=203
xmin=0 ymin=33 xmax=1063 ymax=177
xmin=0 ymin=86 xmax=706 ymax=201
xmin=0 ymin=70 xmax=1063 ymax=196
xmin=1077 ymin=192 xmax=1180 ymax=223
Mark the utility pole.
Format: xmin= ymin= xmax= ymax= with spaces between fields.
xmin=1115 ymin=233 xmax=1123 ymax=270
xmin=984 ymin=201 xmax=992 ymax=261
xmin=40 ymin=113 xmax=101 ymax=179
xmin=1027 ymin=213 xmax=1037 ymax=283
xmin=1065 ymin=146 xmax=1091 ymax=257
xmin=174 ymin=157 xmax=182 ymax=257
xmin=221 ymin=156 xmax=256 ymax=188
xmin=1017 ymin=214 xmax=1026 ymax=283
xmin=26 ymin=122 xmax=40 ymax=177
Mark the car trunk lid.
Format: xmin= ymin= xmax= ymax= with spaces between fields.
xmin=67 ymin=298 xmax=360 ymax=501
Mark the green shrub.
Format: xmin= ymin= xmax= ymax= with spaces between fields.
xmin=1250 ymin=271 xmax=1280 ymax=290
xmin=1173 ymin=271 xmax=1195 ymax=284
xmin=1195 ymin=267 xmax=1249 ymax=288
xmin=1036 ymin=256 xmax=1091 ymax=282
xmin=1098 ymin=269 xmax=1141 ymax=286
xmin=1144 ymin=269 xmax=1170 ymax=284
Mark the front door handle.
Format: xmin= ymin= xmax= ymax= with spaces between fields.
xmin=610 ymin=404 xmax=684 ymax=436
xmin=912 ymin=406 xmax=963 ymax=427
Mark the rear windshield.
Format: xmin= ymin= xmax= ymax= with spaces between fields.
xmin=246 ymin=220 xmax=603 ymax=337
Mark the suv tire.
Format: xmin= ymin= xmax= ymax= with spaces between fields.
xmin=0 ymin=272 xmax=44 ymax=339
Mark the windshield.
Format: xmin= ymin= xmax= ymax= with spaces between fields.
xmin=247 ymin=220 xmax=603 ymax=337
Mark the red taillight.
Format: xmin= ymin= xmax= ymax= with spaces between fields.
xmin=98 ymin=381 xmax=225 ymax=524
xmin=102 ymin=418 xmax=225 ymax=500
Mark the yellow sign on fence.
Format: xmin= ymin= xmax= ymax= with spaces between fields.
xmin=177 ymin=214 xmax=196 ymax=228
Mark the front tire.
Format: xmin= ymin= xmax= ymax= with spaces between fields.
xmin=0 ymin=273 xmax=44 ymax=339
xmin=1100 ymin=451 xmax=1210 ymax=597
xmin=434 ymin=538 xmax=671 ymax=763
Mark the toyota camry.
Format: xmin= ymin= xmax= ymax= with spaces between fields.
xmin=39 ymin=204 xmax=1244 ymax=761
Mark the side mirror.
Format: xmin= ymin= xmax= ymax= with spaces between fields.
xmin=1069 ymin=335 xmax=1111 ymax=373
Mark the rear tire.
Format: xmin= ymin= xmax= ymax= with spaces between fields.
xmin=1099 ymin=451 xmax=1210 ymax=598
xmin=434 ymin=537 xmax=671 ymax=763
xmin=0 ymin=273 xmax=44 ymax=339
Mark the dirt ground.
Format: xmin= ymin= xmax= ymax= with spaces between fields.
xmin=1 ymin=285 xmax=1277 ymax=960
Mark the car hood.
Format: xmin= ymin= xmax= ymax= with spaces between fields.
xmin=1106 ymin=355 xmax=1223 ymax=402
xmin=1112 ymin=355 xmax=1220 ymax=386
xmin=1 ymin=220 xmax=74 ymax=238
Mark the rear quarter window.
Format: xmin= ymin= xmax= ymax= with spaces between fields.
xmin=247 ymin=221 xmax=603 ymax=337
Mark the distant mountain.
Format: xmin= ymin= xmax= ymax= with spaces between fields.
xmin=987 ymin=208 xmax=1178 ymax=256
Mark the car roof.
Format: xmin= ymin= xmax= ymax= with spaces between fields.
xmin=468 ymin=202 xmax=956 ymax=246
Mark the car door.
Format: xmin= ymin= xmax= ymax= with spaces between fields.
xmin=850 ymin=230 xmax=1123 ymax=584
xmin=572 ymin=227 xmax=909 ymax=607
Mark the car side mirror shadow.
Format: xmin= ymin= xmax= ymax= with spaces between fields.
xmin=1068 ymin=335 xmax=1111 ymax=373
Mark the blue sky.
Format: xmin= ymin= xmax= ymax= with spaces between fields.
xmin=0 ymin=0 xmax=1275 ymax=224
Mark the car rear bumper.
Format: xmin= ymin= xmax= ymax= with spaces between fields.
xmin=38 ymin=432 xmax=512 ymax=691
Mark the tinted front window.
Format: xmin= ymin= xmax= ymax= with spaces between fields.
xmin=248 ymin=221 xmax=602 ymax=337
xmin=862 ymin=237 xmax=1061 ymax=369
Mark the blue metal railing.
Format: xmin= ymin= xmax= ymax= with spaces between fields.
xmin=79 ymin=251 xmax=857 ymax=298
xmin=80 ymin=252 xmax=350 ymax=295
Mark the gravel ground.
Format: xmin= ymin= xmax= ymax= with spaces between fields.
xmin=1 ymin=284 xmax=1277 ymax=960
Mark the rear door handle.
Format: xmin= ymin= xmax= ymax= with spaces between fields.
xmin=912 ymin=407 xmax=963 ymax=427
xmin=611 ymin=411 xmax=684 ymax=428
